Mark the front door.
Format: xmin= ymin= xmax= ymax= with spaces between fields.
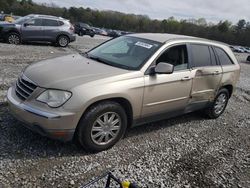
xmin=21 ymin=18 xmax=43 ymax=41
xmin=142 ymin=44 xmax=192 ymax=117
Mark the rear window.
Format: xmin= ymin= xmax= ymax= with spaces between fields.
xmin=214 ymin=47 xmax=234 ymax=65
xmin=42 ymin=19 xmax=59 ymax=26
xmin=191 ymin=44 xmax=212 ymax=67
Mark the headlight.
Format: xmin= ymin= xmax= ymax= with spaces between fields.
xmin=37 ymin=90 xmax=72 ymax=108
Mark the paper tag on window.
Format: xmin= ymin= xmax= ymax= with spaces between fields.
xmin=135 ymin=41 xmax=153 ymax=49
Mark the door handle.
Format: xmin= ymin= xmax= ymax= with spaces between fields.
xmin=181 ymin=76 xmax=191 ymax=81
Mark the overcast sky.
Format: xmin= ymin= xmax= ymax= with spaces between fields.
xmin=33 ymin=0 xmax=250 ymax=23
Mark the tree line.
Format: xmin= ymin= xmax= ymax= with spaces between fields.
xmin=1 ymin=0 xmax=250 ymax=46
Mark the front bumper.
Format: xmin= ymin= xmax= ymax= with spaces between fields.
xmin=7 ymin=86 xmax=76 ymax=142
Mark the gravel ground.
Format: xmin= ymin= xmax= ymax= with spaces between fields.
xmin=0 ymin=36 xmax=249 ymax=188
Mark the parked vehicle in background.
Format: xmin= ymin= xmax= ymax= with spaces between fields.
xmin=0 ymin=14 xmax=76 ymax=47
xmin=99 ymin=29 xmax=108 ymax=36
xmin=230 ymin=46 xmax=244 ymax=53
xmin=108 ymin=30 xmax=122 ymax=38
xmin=7 ymin=33 xmax=240 ymax=152
xmin=243 ymin=47 xmax=250 ymax=53
xmin=0 ymin=14 xmax=15 ymax=23
xmin=74 ymin=22 xmax=95 ymax=37
xmin=92 ymin=27 xmax=102 ymax=35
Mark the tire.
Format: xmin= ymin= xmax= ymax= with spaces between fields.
xmin=57 ymin=35 xmax=69 ymax=47
xmin=77 ymin=101 xmax=127 ymax=152
xmin=205 ymin=88 xmax=229 ymax=119
xmin=7 ymin=32 xmax=21 ymax=45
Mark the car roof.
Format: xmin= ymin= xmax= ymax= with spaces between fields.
xmin=27 ymin=14 xmax=66 ymax=21
xmin=128 ymin=33 xmax=227 ymax=46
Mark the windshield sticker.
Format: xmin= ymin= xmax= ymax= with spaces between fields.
xmin=135 ymin=41 xmax=153 ymax=49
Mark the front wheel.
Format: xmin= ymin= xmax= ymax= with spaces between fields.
xmin=205 ymin=88 xmax=229 ymax=119
xmin=77 ymin=101 xmax=127 ymax=152
xmin=7 ymin=32 xmax=21 ymax=45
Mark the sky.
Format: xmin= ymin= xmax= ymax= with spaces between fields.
xmin=33 ymin=0 xmax=250 ymax=23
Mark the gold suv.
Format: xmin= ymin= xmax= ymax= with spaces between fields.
xmin=7 ymin=33 xmax=240 ymax=152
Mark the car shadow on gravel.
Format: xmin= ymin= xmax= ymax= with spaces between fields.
xmin=126 ymin=112 xmax=204 ymax=138
xmin=0 ymin=106 xmax=204 ymax=160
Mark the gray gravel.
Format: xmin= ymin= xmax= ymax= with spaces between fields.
xmin=0 ymin=36 xmax=249 ymax=187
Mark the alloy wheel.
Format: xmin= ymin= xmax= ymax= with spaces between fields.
xmin=214 ymin=93 xmax=227 ymax=115
xmin=91 ymin=112 xmax=121 ymax=146
xmin=8 ymin=34 xmax=20 ymax=44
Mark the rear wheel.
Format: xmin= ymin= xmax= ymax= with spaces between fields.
xmin=57 ymin=35 xmax=69 ymax=47
xmin=77 ymin=101 xmax=127 ymax=152
xmin=205 ymin=88 xmax=229 ymax=119
xmin=7 ymin=32 xmax=21 ymax=45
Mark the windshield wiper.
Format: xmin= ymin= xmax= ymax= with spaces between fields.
xmin=87 ymin=54 xmax=134 ymax=70
xmin=88 ymin=55 xmax=110 ymax=65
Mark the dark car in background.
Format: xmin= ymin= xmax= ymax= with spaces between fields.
xmin=74 ymin=22 xmax=95 ymax=37
xmin=0 ymin=14 xmax=76 ymax=47
xmin=106 ymin=29 xmax=122 ymax=38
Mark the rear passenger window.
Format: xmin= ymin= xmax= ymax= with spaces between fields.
xmin=214 ymin=47 xmax=234 ymax=65
xmin=42 ymin=19 xmax=59 ymax=26
xmin=191 ymin=44 xmax=211 ymax=67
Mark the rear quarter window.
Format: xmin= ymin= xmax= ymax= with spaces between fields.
xmin=214 ymin=47 xmax=234 ymax=65
xmin=58 ymin=21 xmax=64 ymax=26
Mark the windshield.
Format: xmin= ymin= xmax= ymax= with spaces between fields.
xmin=14 ymin=16 xmax=32 ymax=24
xmin=87 ymin=36 xmax=162 ymax=70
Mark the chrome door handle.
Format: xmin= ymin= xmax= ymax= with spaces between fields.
xmin=181 ymin=76 xmax=191 ymax=81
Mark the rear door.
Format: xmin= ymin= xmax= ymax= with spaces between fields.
xmin=21 ymin=18 xmax=43 ymax=41
xmin=189 ymin=44 xmax=223 ymax=102
xmin=42 ymin=18 xmax=60 ymax=41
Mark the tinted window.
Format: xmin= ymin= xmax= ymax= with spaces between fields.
xmin=214 ymin=47 xmax=234 ymax=65
xmin=191 ymin=44 xmax=211 ymax=67
xmin=42 ymin=19 xmax=59 ymax=26
xmin=156 ymin=45 xmax=188 ymax=71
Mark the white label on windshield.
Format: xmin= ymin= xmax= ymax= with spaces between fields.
xmin=135 ymin=41 xmax=153 ymax=49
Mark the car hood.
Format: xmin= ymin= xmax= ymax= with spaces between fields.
xmin=23 ymin=54 xmax=131 ymax=89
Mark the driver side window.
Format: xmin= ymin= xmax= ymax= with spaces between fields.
xmin=156 ymin=45 xmax=188 ymax=71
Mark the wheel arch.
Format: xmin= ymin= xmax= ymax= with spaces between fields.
xmin=220 ymin=84 xmax=233 ymax=98
xmin=76 ymin=97 xmax=134 ymax=132
xmin=5 ymin=29 xmax=21 ymax=38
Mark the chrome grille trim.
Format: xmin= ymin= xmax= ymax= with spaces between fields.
xmin=15 ymin=75 xmax=37 ymax=101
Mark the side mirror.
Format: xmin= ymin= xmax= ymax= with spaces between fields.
xmin=23 ymin=23 xmax=29 ymax=27
xmin=150 ymin=62 xmax=174 ymax=75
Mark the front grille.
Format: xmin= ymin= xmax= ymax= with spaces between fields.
xmin=15 ymin=76 xmax=37 ymax=100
